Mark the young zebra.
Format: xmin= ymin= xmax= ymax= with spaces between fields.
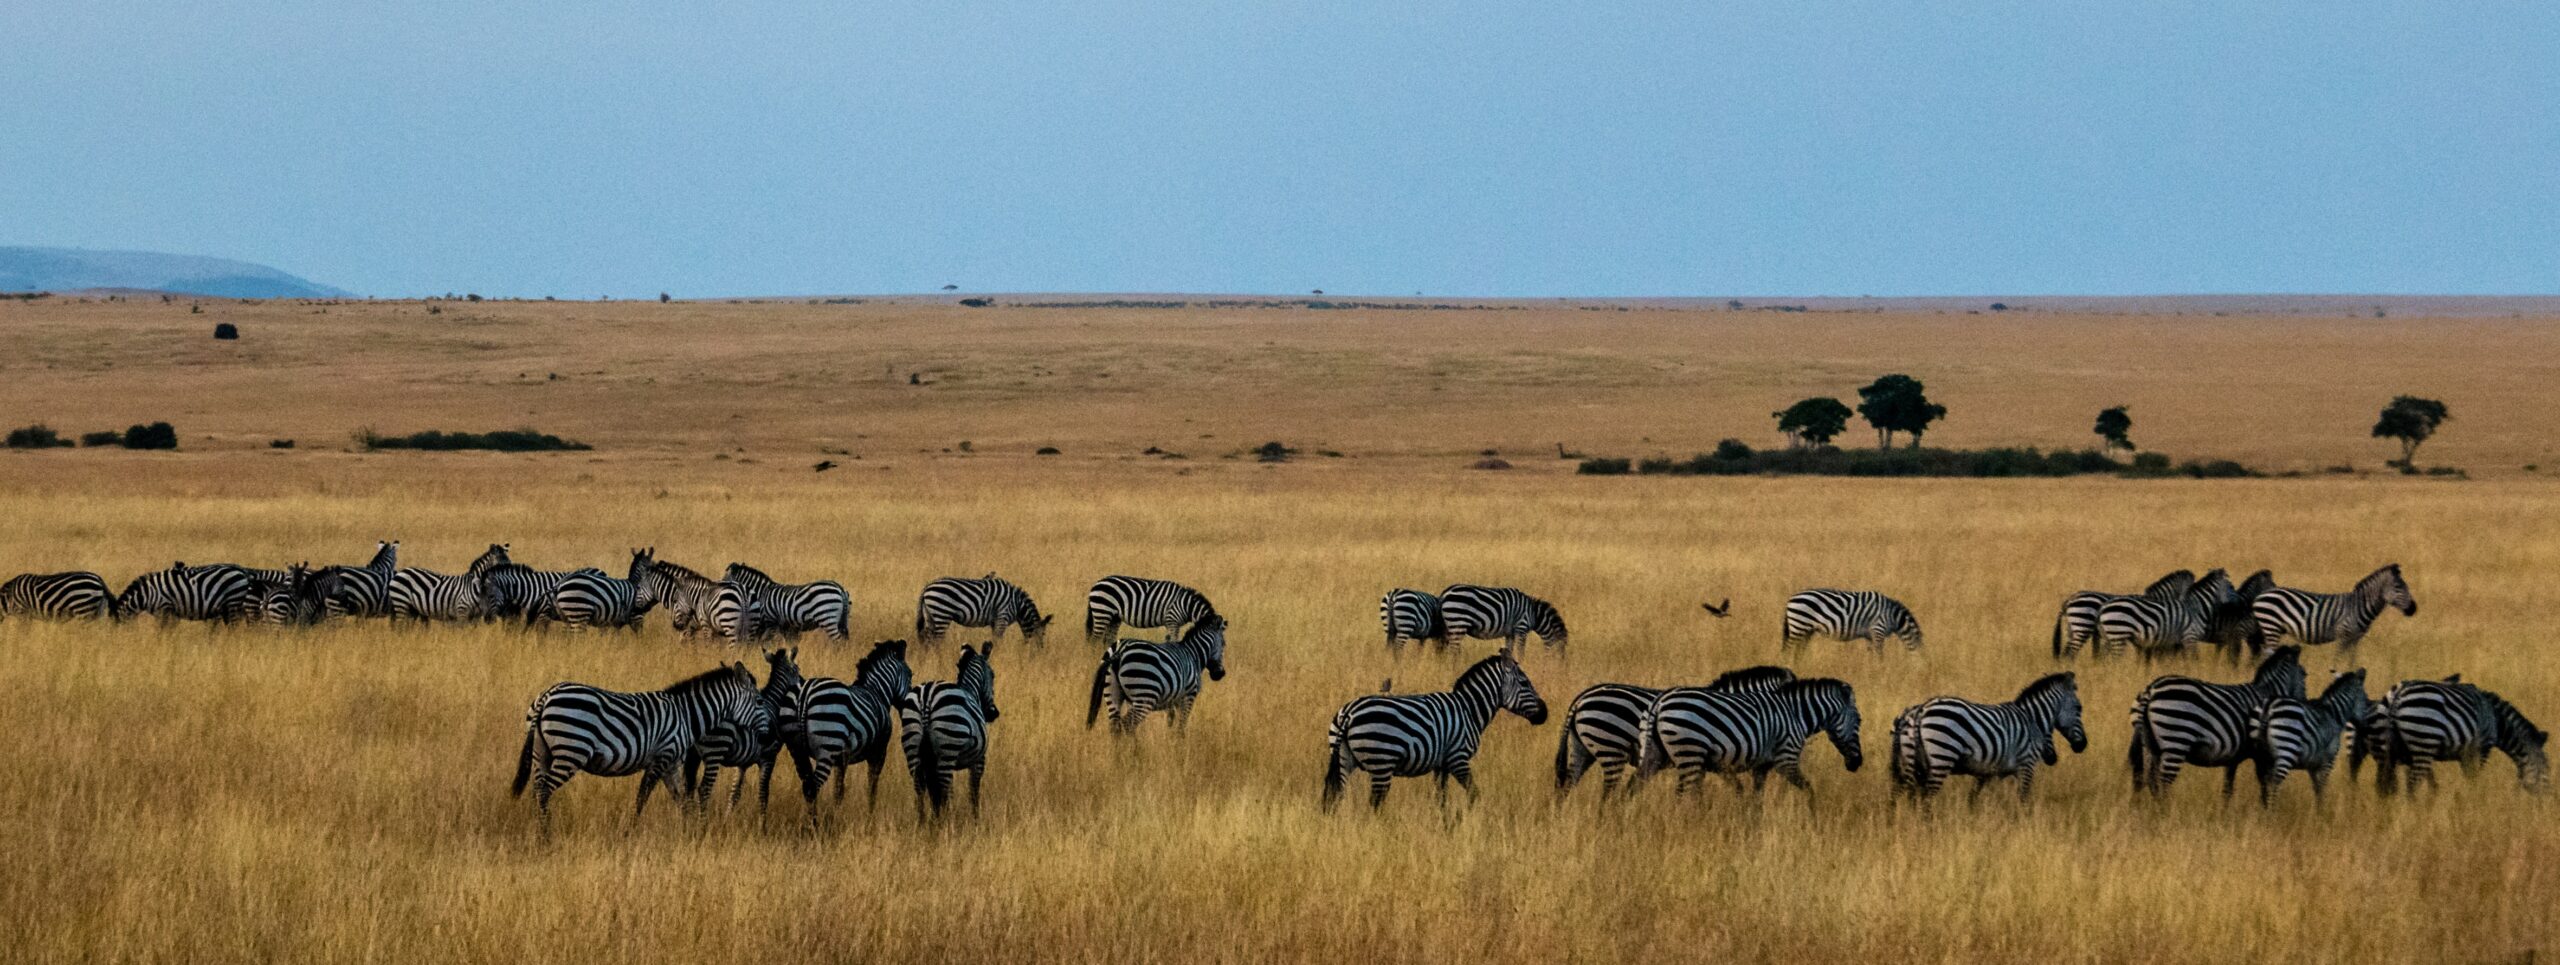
xmin=388 ymin=544 xmax=511 ymax=622
xmin=2098 ymin=569 xmax=2237 ymax=661
xmin=510 ymin=662 xmax=767 ymax=835
xmin=2247 ymin=669 xmax=2370 ymax=806
xmin=916 ymin=573 xmax=1053 ymax=646
xmin=783 ymin=639 xmax=913 ymax=825
xmin=1555 ymin=666 xmax=1794 ymax=804
xmin=1436 ymin=584 xmax=1568 ymax=654
xmin=720 ymin=563 xmax=851 ymax=642
xmin=685 ymin=648 xmax=794 ymax=814
xmin=1896 ymin=672 xmax=2088 ymax=806
xmin=2127 ymin=645 xmax=2306 ymax=798
xmin=2205 ymin=569 xmax=2277 ymax=662
xmin=1379 ymin=588 xmax=1448 ymax=654
xmin=313 ymin=540 xmax=399 ymax=619
xmin=1085 ymin=575 xmax=1217 ymax=645
xmin=0 ymin=571 xmax=113 ymax=621
xmin=636 ymin=558 xmax=723 ymax=638
xmin=899 ymin=644 xmax=1001 ymax=821
xmin=534 ymin=550 xmax=658 ymax=631
xmin=1085 ymin=614 xmax=1229 ymax=737
xmin=2248 ymin=564 xmax=2417 ymax=657
xmin=2052 ymin=569 xmax=2196 ymax=658
xmin=112 ymin=563 xmax=258 ymax=623
xmin=476 ymin=563 xmax=593 ymax=622
xmin=1635 ymin=678 xmax=1864 ymax=804
xmin=2371 ymin=678 xmax=2549 ymax=797
xmin=1323 ymin=651 xmax=1549 ymax=812
xmin=1781 ymin=589 xmax=1921 ymax=652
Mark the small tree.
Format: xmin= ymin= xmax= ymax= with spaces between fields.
xmin=1773 ymin=397 xmax=1853 ymax=449
xmin=2372 ymin=396 xmax=2449 ymax=467
xmin=1855 ymin=374 xmax=1948 ymax=449
xmin=2093 ymin=406 xmax=2134 ymax=453
xmin=121 ymin=422 xmax=179 ymax=450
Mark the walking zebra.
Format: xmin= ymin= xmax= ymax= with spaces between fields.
xmin=0 ymin=571 xmax=112 ymax=621
xmin=917 ymin=573 xmax=1053 ymax=646
xmin=720 ymin=563 xmax=850 ymax=642
xmin=1322 ymin=651 xmax=1548 ymax=812
xmin=2127 ymin=646 xmax=2305 ymax=797
xmin=783 ymin=639 xmax=913 ymax=825
xmin=899 ymin=644 xmax=1001 ymax=820
xmin=1781 ymin=589 xmax=1920 ymax=652
xmin=2205 ymin=569 xmax=2277 ymax=661
xmin=1555 ymin=666 xmax=1793 ymax=804
xmin=2098 ymin=568 xmax=2236 ymax=661
xmin=510 ymin=662 xmax=767 ymax=835
xmin=2369 ymin=678 xmax=2548 ymax=797
xmin=389 ymin=544 xmax=512 ymax=622
xmin=314 ymin=540 xmax=399 ymax=619
xmin=636 ymin=558 xmax=723 ymax=638
xmin=1086 ymin=614 xmax=1228 ymax=737
xmin=251 ymin=563 xmax=323 ymax=627
xmin=112 ymin=563 xmax=257 ymax=623
xmin=477 ymin=562 xmax=594 ymax=622
xmin=1085 ymin=575 xmax=1217 ymax=645
xmin=2247 ymin=669 xmax=2370 ymax=806
xmin=1895 ymin=672 xmax=2087 ymax=806
xmin=1379 ymin=588 xmax=1447 ymax=654
xmin=1635 ymin=678 xmax=1864 ymax=804
xmin=534 ymin=549 xmax=658 ymax=631
xmin=2052 ymin=569 xmax=2195 ymax=658
xmin=2248 ymin=564 xmax=2416 ymax=657
xmin=1437 ymin=584 xmax=1567 ymax=654
xmin=685 ymin=648 xmax=793 ymax=814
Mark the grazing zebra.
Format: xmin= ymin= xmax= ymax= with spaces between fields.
xmin=2052 ymin=569 xmax=2195 ymax=658
xmin=1323 ymin=651 xmax=1549 ymax=812
xmin=1086 ymin=614 xmax=1229 ymax=737
xmin=477 ymin=562 xmax=593 ymax=622
xmin=2127 ymin=646 xmax=2306 ymax=797
xmin=510 ymin=662 xmax=767 ymax=835
xmin=2248 ymin=564 xmax=2417 ymax=657
xmin=899 ymin=644 xmax=1001 ymax=820
xmin=2098 ymin=568 xmax=2237 ymax=661
xmin=1896 ymin=672 xmax=2088 ymax=805
xmin=534 ymin=550 xmax=658 ymax=631
xmin=1635 ymin=678 xmax=1864 ymax=804
xmin=2205 ymin=569 xmax=2277 ymax=661
xmin=314 ymin=541 xmax=399 ymax=619
xmin=251 ymin=564 xmax=324 ymax=627
xmin=1437 ymin=584 xmax=1568 ymax=654
xmin=916 ymin=573 xmax=1053 ymax=646
xmin=2247 ymin=669 xmax=2370 ymax=806
xmin=1781 ymin=589 xmax=1920 ymax=652
xmin=1085 ymin=575 xmax=1217 ymax=645
xmin=685 ymin=648 xmax=794 ymax=813
xmin=637 ymin=558 xmax=723 ymax=638
xmin=782 ymin=639 xmax=913 ymax=824
xmin=389 ymin=544 xmax=512 ymax=622
xmin=0 ymin=571 xmax=113 ymax=621
xmin=1555 ymin=666 xmax=1794 ymax=804
xmin=112 ymin=563 xmax=258 ymax=623
xmin=2370 ymin=678 xmax=2549 ymax=797
xmin=1379 ymin=588 xmax=1447 ymax=654
xmin=720 ymin=563 xmax=851 ymax=642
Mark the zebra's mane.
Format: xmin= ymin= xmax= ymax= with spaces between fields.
xmin=1776 ymin=677 xmax=1852 ymax=699
xmin=2314 ymin=670 xmax=2368 ymax=706
xmin=663 ymin=663 xmax=752 ymax=695
xmin=2252 ymin=646 xmax=2302 ymax=680
xmin=2017 ymin=672 xmax=2076 ymax=703
xmin=1707 ymin=666 xmax=1794 ymax=691
xmin=1179 ymin=612 xmax=1226 ymax=643
xmin=2481 ymin=689 xmax=2547 ymax=746
xmin=2142 ymin=569 xmax=2198 ymax=598
xmin=650 ymin=558 xmax=715 ymax=586
xmin=1453 ymin=651 xmax=1518 ymax=689
xmin=2356 ymin=564 xmax=2405 ymax=595
xmin=855 ymin=639 xmax=909 ymax=683
xmin=726 ymin=562 xmax=774 ymax=582
xmin=2236 ymin=569 xmax=2276 ymax=597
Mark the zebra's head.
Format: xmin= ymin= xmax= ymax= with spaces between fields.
xmin=1467 ymin=651 xmax=1547 ymax=725
xmin=1184 ymin=614 xmax=1228 ymax=681
xmin=626 ymin=548 xmax=659 ymax=609
xmin=2368 ymin=564 xmax=2416 ymax=617
xmin=1796 ymin=679 xmax=1863 ymax=771
xmin=2484 ymin=690 xmax=2549 ymax=793
xmin=958 ymin=644 xmax=999 ymax=722
xmin=2022 ymin=672 xmax=2086 ymax=753
xmin=1890 ymin=606 xmax=1923 ymax=650
xmin=763 ymin=647 xmax=803 ymax=694
xmin=468 ymin=543 xmax=511 ymax=576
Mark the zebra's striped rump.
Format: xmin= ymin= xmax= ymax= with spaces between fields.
xmin=313 ymin=540 xmax=399 ymax=620
xmin=1379 ymin=588 xmax=1447 ymax=653
xmin=899 ymin=644 xmax=1000 ymax=820
xmin=1 ymin=571 xmax=113 ymax=621
xmin=784 ymin=639 xmax=913 ymax=822
xmin=537 ymin=550 xmax=658 ymax=631
xmin=2247 ymin=669 xmax=2369 ymax=806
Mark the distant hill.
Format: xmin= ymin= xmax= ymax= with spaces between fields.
xmin=0 ymin=246 xmax=351 ymax=299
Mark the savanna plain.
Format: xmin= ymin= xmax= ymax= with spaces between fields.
xmin=2 ymin=296 xmax=2557 ymax=963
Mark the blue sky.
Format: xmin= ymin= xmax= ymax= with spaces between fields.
xmin=3 ymin=1 xmax=2554 ymax=298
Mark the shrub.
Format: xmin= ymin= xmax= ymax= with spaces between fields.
xmin=355 ymin=428 xmax=591 ymax=452
xmin=2178 ymin=459 xmax=2257 ymax=479
xmin=1036 ymin=446 xmax=1061 ymax=455
xmin=1254 ymin=441 xmax=1296 ymax=463
xmin=4 ymin=424 xmax=73 ymax=449
xmin=2424 ymin=466 xmax=2467 ymax=478
xmin=958 ymin=297 xmax=994 ymax=308
xmin=1713 ymin=439 xmax=1754 ymax=461
xmin=79 ymin=431 xmax=121 ymax=447
xmin=120 ymin=422 xmax=178 ymax=450
xmin=1576 ymin=457 xmax=1632 ymax=475
xmin=269 ymin=439 xmax=296 ymax=449
xmin=213 ymin=323 xmax=239 ymax=340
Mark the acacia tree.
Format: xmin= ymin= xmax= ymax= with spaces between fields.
xmin=1855 ymin=374 xmax=1947 ymax=449
xmin=2094 ymin=406 xmax=2134 ymax=453
xmin=2373 ymin=396 xmax=2449 ymax=467
xmin=1773 ymin=397 xmax=1854 ymax=449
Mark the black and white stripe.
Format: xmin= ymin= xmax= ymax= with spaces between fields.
xmin=2098 ymin=568 xmax=2236 ymax=661
xmin=1436 ymin=584 xmax=1567 ymax=654
xmin=1084 ymin=575 xmax=1217 ymax=645
xmin=388 ymin=544 xmax=511 ymax=622
xmin=534 ymin=550 xmax=658 ymax=631
xmin=899 ymin=644 xmax=1001 ymax=820
xmin=1895 ymin=673 xmax=2087 ymax=804
xmin=477 ymin=563 xmax=591 ymax=622
xmin=509 ymin=662 xmax=768 ymax=835
xmin=0 ymin=571 xmax=113 ymax=621
xmin=2127 ymin=646 xmax=2306 ymax=797
xmin=2052 ymin=569 xmax=2195 ymax=658
xmin=637 ymin=558 xmax=723 ymax=638
xmin=314 ymin=540 xmax=399 ymax=619
xmin=250 ymin=563 xmax=324 ymax=627
xmin=2248 ymin=564 xmax=2417 ymax=657
xmin=2369 ymin=678 xmax=2549 ymax=796
xmin=685 ymin=648 xmax=795 ymax=813
xmin=1555 ymin=666 xmax=1793 ymax=803
xmin=1782 ymin=589 xmax=1920 ymax=652
xmin=720 ymin=563 xmax=851 ymax=642
xmin=1322 ymin=651 xmax=1549 ymax=811
xmin=2205 ymin=569 xmax=2278 ymax=661
xmin=782 ymin=639 xmax=913 ymax=825
xmin=1086 ymin=614 xmax=1228 ymax=737
xmin=1636 ymin=678 xmax=1865 ymax=800
xmin=2247 ymin=669 xmax=2370 ymax=806
xmin=1379 ymin=588 xmax=1447 ymax=654
xmin=917 ymin=573 xmax=1052 ymax=646
xmin=112 ymin=563 xmax=258 ymax=623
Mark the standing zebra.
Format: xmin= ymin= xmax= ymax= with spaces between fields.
xmin=2205 ymin=569 xmax=2277 ymax=662
xmin=477 ymin=562 xmax=594 ymax=622
xmin=2097 ymin=568 xmax=2236 ymax=661
xmin=2370 ymin=678 xmax=2548 ymax=797
xmin=2052 ymin=569 xmax=2195 ymax=658
xmin=1635 ymin=678 xmax=1864 ymax=804
xmin=636 ymin=558 xmax=723 ymax=638
xmin=782 ymin=639 xmax=913 ymax=825
xmin=1379 ymin=588 xmax=1448 ymax=654
xmin=2248 ymin=564 xmax=2416 ymax=657
xmin=0 ymin=571 xmax=113 ymax=621
xmin=1781 ymin=589 xmax=1921 ymax=652
xmin=1323 ymin=651 xmax=1549 ymax=812
xmin=899 ymin=644 xmax=1001 ymax=821
xmin=112 ymin=563 xmax=258 ymax=623
xmin=1895 ymin=672 xmax=2088 ymax=806
xmin=685 ymin=647 xmax=794 ymax=814
xmin=1555 ymin=666 xmax=1794 ymax=804
xmin=1086 ymin=614 xmax=1229 ymax=737
xmin=389 ymin=543 xmax=512 ymax=622
xmin=251 ymin=563 xmax=324 ymax=627
xmin=720 ymin=563 xmax=851 ymax=642
xmin=2127 ymin=646 xmax=2306 ymax=798
xmin=314 ymin=540 xmax=399 ymax=619
xmin=1084 ymin=575 xmax=1217 ymax=645
xmin=1436 ymin=584 xmax=1568 ymax=654
xmin=510 ymin=662 xmax=767 ymax=835
xmin=917 ymin=573 xmax=1053 ymax=646
xmin=2247 ymin=669 xmax=2370 ymax=806
xmin=534 ymin=550 xmax=658 ymax=631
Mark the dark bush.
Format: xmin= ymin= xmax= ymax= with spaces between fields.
xmin=355 ymin=428 xmax=591 ymax=452
xmin=213 ymin=323 xmax=239 ymax=340
xmin=121 ymin=422 xmax=178 ymax=450
xmin=1576 ymin=457 xmax=1632 ymax=475
xmin=1472 ymin=457 xmax=1512 ymax=470
xmin=1255 ymin=441 xmax=1296 ymax=463
xmin=269 ymin=439 xmax=296 ymax=449
xmin=1573 ymin=446 xmax=2258 ymax=480
xmin=5 ymin=425 xmax=73 ymax=449
xmin=79 ymin=431 xmax=121 ymax=447
xmin=1036 ymin=446 xmax=1061 ymax=455
xmin=958 ymin=297 xmax=994 ymax=308
xmin=2178 ymin=459 xmax=2258 ymax=479
xmin=1713 ymin=439 xmax=1754 ymax=461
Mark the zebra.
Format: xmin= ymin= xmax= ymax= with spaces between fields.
xmin=2247 ymin=669 xmax=2370 ymax=806
xmin=1437 ymin=584 xmax=1567 ymax=654
xmin=1379 ymin=588 xmax=1448 ymax=654
xmin=1635 ymin=678 xmax=1864 ymax=805
xmin=476 ymin=562 xmax=594 ymax=622
xmin=720 ymin=563 xmax=850 ymax=642
xmin=314 ymin=540 xmax=399 ymax=619
xmin=1555 ymin=666 xmax=1794 ymax=804
xmin=2097 ymin=568 xmax=2237 ymax=661
xmin=781 ymin=639 xmax=913 ymax=825
xmin=533 ymin=549 xmax=658 ymax=631
xmin=2248 ymin=564 xmax=2416 ymax=657
xmin=510 ymin=662 xmax=768 ymax=835
xmin=685 ymin=647 xmax=794 ymax=814
xmin=388 ymin=544 xmax=512 ymax=622
xmin=2369 ymin=678 xmax=2548 ymax=797
xmin=2205 ymin=569 xmax=2277 ymax=662
xmin=1895 ymin=672 xmax=2088 ymax=806
xmin=1086 ymin=614 xmax=1229 ymax=737
xmin=2052 ymin=569 xmax=2195 ymax=658
xmin=251 ymin=563 xmax=324 ymax=627
xmin=0 ymin=571 xmax=113 ymax=621
xmin=916 ymin=573 xmax=1053 ymax=646
xmin=636 ymin=558 xmax=723 ymax=638
xmin=899 ymin=643 xmax=1001 ymax=821
xmin=1322 ymin=651 xmax=1549 ymax=812
xmin=1781 ymin=589 xmax=1920 ymax=652
xmin=1085 ymin=575 xmax=1217 ymax=645
xmin=2127 ymin=645 xmax=2306 ymax=798
xmin=112 ymin=562 xmax=258 ymax=623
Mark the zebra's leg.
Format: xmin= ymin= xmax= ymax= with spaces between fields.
xmin=1968 ymin=775 xmax=1991 ymax=810
xmin=2254 ymin=756 xmax=2280 ymax=808
xmin=2308 ymin=761 xmax=2333 ymax=809
xmin=967 ymin=759 xmax=985 ymax=818
xmin=757 ymin=756 xmax=776 ymax=817
xmin=1368 ymin=772 xmax=1393 ymax=810
xmin=2221 ymin=764 xmax=2240 ymax=805
xmin=1750 ymin=767 xmax=1771 ymax=794
xmin=2375 ymin=748 xmax=2400 ymax=798
xmin=1452 ymin=761 xmax=1480 ymax=807
xmin=2408 ymin=757 xmax=2437 ymax=797
xmin=635 ymin=766 xmax=666 ymax=820
xmin=1117 ymin=704 xmax=1151 ymax=738
xmin=2151 ymin=750 xmax=2187 ymax=797
xmin=2016 ymin=763 xmax=2039 ymax=804
xmin=1595 ymin=761 xmax=1624 ymax=805
xmin=1433 ymin=772 xmax=1451 ymax=810
xmin=862 ymin=752 xmax=884 ymax=810
xmin=1171 ymin=697 xmax=1195 ymax=736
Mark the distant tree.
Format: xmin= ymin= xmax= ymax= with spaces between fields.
xmin=1773 ymin=397 xmax=1854 ymax=448
xmin=120 ymin=422 xmax=178 ymax=450
xmin=659 ymin=292 xmax=672 ymax=303
xmin=2372 ymin=396 xmax=2450 ymax=466
xmin=213 ymin=323 xmax=239 ymax=340
xmin=1855 ymin=375 xmax=1947 ymax=449
xmin=2094 ymin=406 xmax=2134 ymax=453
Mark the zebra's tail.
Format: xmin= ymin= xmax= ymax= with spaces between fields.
xmin=1553 ymin=717 xmax=1576 ymax=791
xmin=511 ymin=699 xmax=542 ymax=798
xmin=914 ymin=600 xmax=928 ymax=642
xmin=1321 ymin=710 xmax=1351 ymax=811
xmin=1085 ymin=651 xmax=1111 ymax=729
xmin=916 ymin=713 xmax=949 ymax=813
xmin=2050 ymin=612 xmax=2064 ymax=659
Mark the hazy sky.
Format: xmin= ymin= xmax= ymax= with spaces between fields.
xmin=4 ymin=1 xmax=2554 ymax=298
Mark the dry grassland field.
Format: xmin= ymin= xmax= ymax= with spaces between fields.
xmin=3 ymin=296 xmax=2558 ymax=963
